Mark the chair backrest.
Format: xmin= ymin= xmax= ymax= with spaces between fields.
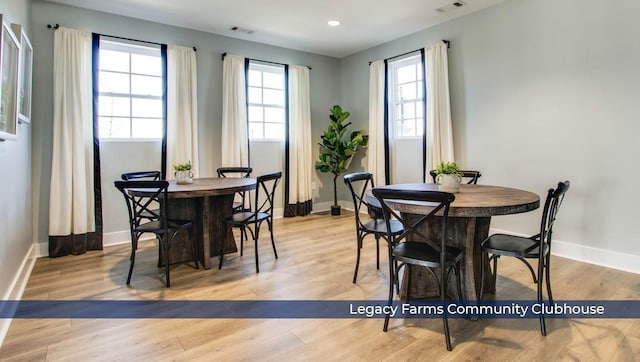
xmin=372 ymin=188 xmax=455 ymax=258
xmin=539 ymin=181 xmax=570 ymax=251
xmin=253 ymin=172 xmax=282 ymax=215
xmin=121 ymin=171 xmax=161 ymax=181
xmin=429 ymin=170 xmax=482 ymax=184
xmin=344 ymin=172 xmax=377 ymax=227
xmin=114 ymin=180 xmax=169 ymax=231
xmin=217 ymin=167 xmax=252 ymax=178
xmin=217 ymin=167 xmax=253 ymax=211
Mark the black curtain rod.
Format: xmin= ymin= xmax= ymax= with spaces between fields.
xmin=369 ymin=39 xmax=450 ymax=65
xmin=221 ymin=52 xmax=311 ymax=70
xmin=47 ymin=24 xmax=197 ymax=51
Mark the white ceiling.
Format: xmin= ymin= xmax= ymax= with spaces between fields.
xmin=44 ymin=0 xmax=508 ymax=58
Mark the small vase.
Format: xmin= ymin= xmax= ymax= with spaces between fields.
xmin=175 ymin=170 xmax=193 ymax=185
xmin=435 ymin=173 xmax=462 ymax=193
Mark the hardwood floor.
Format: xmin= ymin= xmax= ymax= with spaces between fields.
xmin=1 ymin=212 xmax=638 ymax=361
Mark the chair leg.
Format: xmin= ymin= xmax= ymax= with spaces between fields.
xmin=491 ymin=255 xmax=499 ymax=293
xmin=267 ymin=219 xmax=278 ymax=259
xmin=441 ymin=266 xmax=453 ymax=351
xmin=375 ymin=235 xmax=380 ymax=270
xmin=383 ymin=255 xmax=395 ymax=332
xmin=162 ymin=234 xmax=170 ymax=288
xmin=253 ymin=222 xmax=261 ymax=273
xmin=239 ymin=225 xmax=245 ymax=257
xmin=353 ymin=233 xmax=363 ymax=283
xmin=126 ymin=234 xmax=137 ymax=285
xmin=479 ymin=252 xmax=486 ymax=300
xmin=537 ymin=257 xmax=547 ymax=336
xmin=545 ymin=253 xmax=553 ymax=302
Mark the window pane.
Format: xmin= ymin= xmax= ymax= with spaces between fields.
xmin=99 ymin=96 xmax=131 ymax=117
xmin=415 ymin=118 xmax=424 ymax=136
xmin=99 ymin=117 xmax=130 ymax=138
xmin=397 ymin=64 xmax=416 ymax=84
xmin=402 ymin=103 xmax=416 ymax=118
xmin=400 ymin=119 xmax=415 ymax=136
xmin=263 ymin=89 xmax=284 ymax=106
xmin=264 ymin=107 xmax=284 ymax=123
xmin=264 ymin=123 xmax=284 ymax=139
xmin=248 ymin=70 xmax=262 ymax=87
xmin=99 ymin=71 xmax=129 ymax=94
xmin=249 ymin=122 xmax=264 ymax=139
xmin=100 ymin=50 xmax=129 ymax=72
xmin=132 ymin=118 xmax=163 ymax=138
xmin=132 ymin=98 xmax=162 ymax=118
xmin=416 ymin=101 xmax=424 ymax=117
xmin=248 ymin=87 xmax=262 ymax=104
xmin=131 ymin=75 xmax=162 ymax=96
xmin=131 ymin=54 xmax=161 ymax=76
xmin=248 ymin=106 xmax=264 ymax=123
xmin=399 ymin=83 xmax=417 ymax=101
xmin=263 ymin=72 xmax=284 ymax=89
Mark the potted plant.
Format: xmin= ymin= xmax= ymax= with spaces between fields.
xmin=316 ymin=105 xmax=368 ymax=215
xmin=173 ymin=161 xmax=193 ymax=184
xmin=434 ymin=161 xmax=462 ymax=193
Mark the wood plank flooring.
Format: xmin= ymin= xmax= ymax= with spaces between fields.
xmin=1 ymin=212 xmax=638 ymax=361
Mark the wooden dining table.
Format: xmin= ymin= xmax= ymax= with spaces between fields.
xmin=369 ymin=183 xmax=540 ymax=300
xmin=164 ymin=177 xmax=256 ymax=269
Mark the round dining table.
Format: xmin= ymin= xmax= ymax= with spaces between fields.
xmin=369 ymin=183 xmax=540 ymax=300
xmin=165 ymin=177 xmax=256 ymax=269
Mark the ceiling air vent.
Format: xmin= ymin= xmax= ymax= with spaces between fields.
xmin=230 ymin=26 xmax=255 ymax=35
xmin=436 ymin=1 xmax=465 ymax=12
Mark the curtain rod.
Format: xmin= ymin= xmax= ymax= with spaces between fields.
xmin=47 ymin=24 xmax=197 ymax=51
xmin=368 ymin=39 xmax=449 ymax=65
xmin=221 ymin=52 xmax=311 ymax=70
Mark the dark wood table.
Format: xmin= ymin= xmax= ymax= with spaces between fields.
xmin=369 ymin=183 xmax=540 ymax=300
xmin=164 ymin=177 xmax=256 ymax=269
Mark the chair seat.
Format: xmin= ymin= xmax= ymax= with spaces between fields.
xmin=393 ymin=241 xmax=463 ymax=267
xmin=135 ymin=219 xmax=193 ymax=233
xmin=482 ymin=233 xmax=544 ymax=259
xmin=361 ymin=219 xmax=404 ymax=236
xmin=224 ymin=211 xmax=270 ymax=225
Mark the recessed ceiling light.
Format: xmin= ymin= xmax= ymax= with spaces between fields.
xmin=327 ymin=20 xmax=341 ymax=27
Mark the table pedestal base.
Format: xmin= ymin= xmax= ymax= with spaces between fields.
xmin=400 ymin=215 xmax=494 ymax=301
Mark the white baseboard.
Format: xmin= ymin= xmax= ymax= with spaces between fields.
xmin=0 ymin=244 xmax=37 ymax=348
xmin=490 ymin=228 xmax=640 ymax=275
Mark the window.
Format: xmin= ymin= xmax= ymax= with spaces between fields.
xmin=388 ymin=54 xmax=424 ymax=138
xmin=98 ymin=40 xmax=163 ymax=139
xmin=247 ymin=61 xmax=286 ymax=140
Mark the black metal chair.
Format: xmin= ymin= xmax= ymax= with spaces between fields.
xmin=217 ymin=167 xmax=253 ymax=213
xmin=479 ymin=180 xmax=570 ymax=336
xmin=344 ymin=172 xmax=403 ymax=283
xmin=114 ymin=180 xmax=198 ymax=287
xmin=373 ymin=187 xmax=463 ymax=351
xmin=430 ymin=169 xmax=482 ymax=184
xmin=120 ymin=171 xmax=162 ymax=223
xmin=219 ymin=171 xmax=282 ymax=273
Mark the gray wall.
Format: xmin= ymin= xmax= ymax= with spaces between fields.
xmin=340 ymin=0 xmax=640 ymax=261
xmin=0 ymin=0 xmax=32 ymax=298
xmin=30 ymin=0 xmax=341 ymax=247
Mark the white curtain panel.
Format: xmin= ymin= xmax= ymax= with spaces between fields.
xmin=49 ymin=28 xmax=94 ymax=236
xmin=167 ymin=45 xmax=200 ymax=178
xmin=424 ymin=42 xmax=455 ymax=178
xmin=367 ymin=60 xmax=386 ymax=186
xmin=221 ymin=54 xmax=249 ymax=167
xmin=287 ymin=65 xmax=313 ymax=207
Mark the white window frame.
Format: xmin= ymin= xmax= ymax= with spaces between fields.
xmin=247 ymin=61 xmax=286 ymax=141
xmin=387 ymin=53 xmax=424 ymax=139
xmin=97 ymin=39 xmax=163 ymax=141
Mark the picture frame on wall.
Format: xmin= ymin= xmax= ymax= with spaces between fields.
xmin=11 ymin=23 xmax=32 ymax=124
xmin=0 ymin=15 xmax=20 ymax=141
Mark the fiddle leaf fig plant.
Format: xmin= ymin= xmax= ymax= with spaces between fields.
xmin=316 ymin=105 xmax=368 ymax=215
